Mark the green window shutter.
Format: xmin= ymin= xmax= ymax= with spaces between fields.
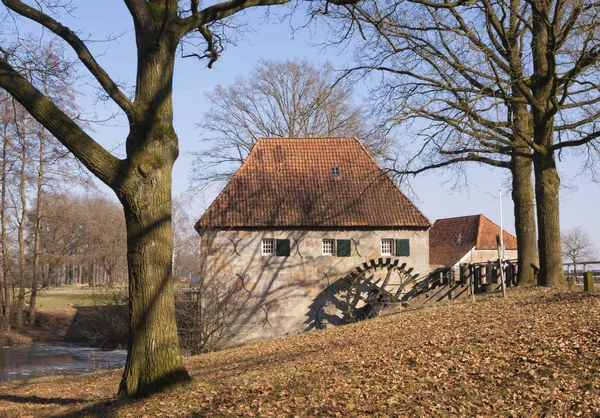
xmin=337 ymin=239 xmax=351 ymax=257
xmin=395 ymin=239 xmax=410 ymax=256
xmin=276 ymin=239 xmax=290 ymax=256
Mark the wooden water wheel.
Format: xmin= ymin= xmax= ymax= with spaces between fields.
xmin=343 ymin=258 xmax=421 ymax=320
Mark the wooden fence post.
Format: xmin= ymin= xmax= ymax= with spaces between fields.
xmin=583 ymin=272 xmax=594 ymax=293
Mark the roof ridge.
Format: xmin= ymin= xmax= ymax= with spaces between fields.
xmin=258 ymin=136 xmax=358 ymax=140
xmin=435 ymin=214 xmax=481 ymax=222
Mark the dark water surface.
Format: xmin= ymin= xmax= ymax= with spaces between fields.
xmin=0 ymin=345 xmax=127 ymax=382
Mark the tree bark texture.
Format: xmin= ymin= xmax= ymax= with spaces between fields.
xmin=116 ymin=34 xmax=190 ymax=397
xmin=117 ymin=164 xmax=189 ymax=397
xmin=510 ymin=101 xmax=538 ymax=286
xmin=530 ymin=0 xmax=565 ymax=287
xmin=534 ymin=151 xmax=564 ymax=287
xmin=512 ymin=154 xmax=538 ymax=286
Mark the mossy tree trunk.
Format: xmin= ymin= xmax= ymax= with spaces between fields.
xmin=118 ymin=162 xmax=188 ymax=396
xmin=115 ymin=29 xmax=190 ymax=396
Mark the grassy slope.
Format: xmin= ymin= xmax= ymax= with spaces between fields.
xmin=0 ymin=287 xmax=128 ymax=345
xmin=1 ymin=288 xmax=599 ymax=417
xmin=34 ymin=287 xmax=127 ymax=309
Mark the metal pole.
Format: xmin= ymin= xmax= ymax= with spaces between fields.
xmin=499 ymin=190 xmax=507 ymax=298
xmin=457 ymin=233 xmax=462 ymax=286
xmin=499 ymin=190 xmax=504 ymax=258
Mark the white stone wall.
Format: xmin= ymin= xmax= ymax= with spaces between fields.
xmin=199 ymin=228 xmax=429 ymax=346
xmin=465 ymin=249 xmax=518 ymax=264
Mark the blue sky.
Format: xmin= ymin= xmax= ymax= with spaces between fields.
xmin=23 ymin=1 xmax=600 ymax=251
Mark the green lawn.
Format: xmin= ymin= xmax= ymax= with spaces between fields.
xmin=35 ymin=287 xmax=128 ymax=309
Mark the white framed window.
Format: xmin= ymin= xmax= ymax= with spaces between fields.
xmin=322 ymin=239 xmax=335 ymax=255
xmin=381 ymin=239 xmax=394 ymax=256
xmin=262 ymin=239 xmax=274 ymax=255
xmin=331 ymin=166 xmax=341 ymax=177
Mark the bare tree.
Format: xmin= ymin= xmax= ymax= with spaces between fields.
xmin=35 ymin=193 xmax=128 ymax=288
xmin=0 ymin=0 xmax=360 ymax=397
xmin=0 ymin=38 xmax=81 ymax=329
xmin=177 ymin=274 xmax=250 ymax=355
xmin=172 ymin=197 xmax=200 ymax=281
xmin=24 ymin=39 xmax=81 ymax=325
xmin=11 ymin=100 xmax=33 ymax=329
xmin=0 ymin=93 xmax=15 ymax=331
xmin=562 ymin=227 xmax=596 ymax=270
xmin=325 ymin=0 xmax=600 ymax=287
xmin=96 ymin=199 xmax=127 ymax=288
xmin=190 ymin=58 xmax=387 ymax=189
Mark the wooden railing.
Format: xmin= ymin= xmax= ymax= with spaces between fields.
xmin=563 ymin=261 xmax=600 ymax=284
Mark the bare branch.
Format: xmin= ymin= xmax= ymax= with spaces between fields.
xmin=177 ymin=0 xmax=291 ymax=36
xmin=2 ymin=0 xmax=134 ymax=117
xmin=392 ymin=154 xmax=510 ymax=177
xmin=0 ymin=58 xmax=122 ymax=187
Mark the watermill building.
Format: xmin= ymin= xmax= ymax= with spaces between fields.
xmin=195 ymin=137 xmax=431 ymax=345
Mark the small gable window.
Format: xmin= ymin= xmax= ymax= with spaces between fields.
xmin=331 ymin=166 xmax=341 ymax=177
xmin=337 ymin=239 xmax=351 ymax=257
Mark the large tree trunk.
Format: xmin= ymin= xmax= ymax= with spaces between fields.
xmin=510 ymin=101 xmax=538 ymax=286
xmin=530 ymin=0 xmax=564 ymax=287
xmin=117 ymin=163 xmax=188 ymax=397
xmin=116 ymin=35 xmax=190 ymax=398
xmin=512 ymin=154 xmax=538 ymax=285
xmin=504 ymin=14 xmax=538 ymax=286
xmin=534 ymin=151 xmax=564 ymax=287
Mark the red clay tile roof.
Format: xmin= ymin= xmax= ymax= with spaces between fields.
xmin=195 ymin=137 xmax=430 ymax=229
xmin=429 ymin=214 xmax=518 ymax=266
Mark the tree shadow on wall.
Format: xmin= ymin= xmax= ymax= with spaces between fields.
xmin=305 ymin=275 xmax=353 ymax=331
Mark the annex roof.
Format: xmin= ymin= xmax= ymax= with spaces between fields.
xmin=195 ymin=137 xmax=430 ymax=230
xmin=429 ymin=214 xmax=518 ymax=266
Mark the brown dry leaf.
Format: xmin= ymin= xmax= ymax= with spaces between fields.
xmin=0 ymin=288 xmax=599 ymax=417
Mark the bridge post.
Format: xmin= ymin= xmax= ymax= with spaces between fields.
xmin=583 ymin=272 xmax=594 ymax=293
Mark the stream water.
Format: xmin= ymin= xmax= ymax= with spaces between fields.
xmin=0 ymin=345 xmax=127 ymax=382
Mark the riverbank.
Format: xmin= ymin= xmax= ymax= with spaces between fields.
xmin=0 ymin=287 xmax=598 ymax=417
xmin=0 ymin=308 xmax=76 ymax=347
xmin=1 ymin=286 xmax=129 ymax=348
